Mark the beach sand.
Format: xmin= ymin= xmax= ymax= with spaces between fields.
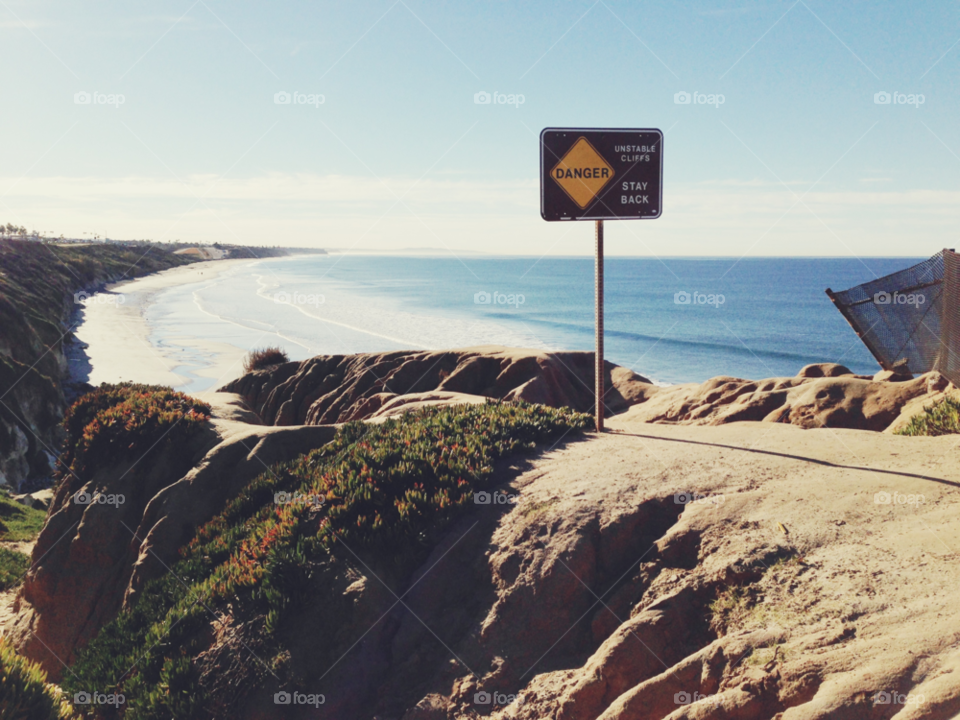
xmin=71 ymin=259 xmax=260 ymax=391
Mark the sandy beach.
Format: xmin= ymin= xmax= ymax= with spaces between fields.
xmin=71 ymin=258 xmax=261 ymax=391
xmin=68 ymin=253 xmax=569 ymax=394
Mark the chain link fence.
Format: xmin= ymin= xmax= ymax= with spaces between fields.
xmin=826 ymin=249 xmax=959 ymax=385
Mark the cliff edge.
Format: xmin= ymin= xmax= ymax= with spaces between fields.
xmin=0 ymin=240 xmax=194 ymax=491
xmin=221 ymin=348 xmax=953 ymax=434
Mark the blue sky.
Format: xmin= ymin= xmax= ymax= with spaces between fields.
xmin=1 ymin=0 xmax=959 ymax=256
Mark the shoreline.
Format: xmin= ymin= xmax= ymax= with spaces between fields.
xmin=68 ymin=253 xmax=895 ymax=395
xmin=69 ymin=254 xmax=557 ymax=393
xmin=71 ymin=258 xmax=261 ymax=392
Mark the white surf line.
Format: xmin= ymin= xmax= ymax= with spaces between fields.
xmin=114 ymin=311 xmax=191 ymax=385
xmin=250 ymin=273 xmax=431 ymax=349
xmin=103 ymin=266 xmax=306 ymax=381
xmin=132 ymin=264 xmax=319 ymax=357
xmin=86 ymin=269 xmax=317 ymax=385
xmin=247 ymin=262 xmax=555 ymax=352
xmin=76 ymin=260 xmax=292 ymax=387
xmin=188 ymin=286 xmax=317 ymax=354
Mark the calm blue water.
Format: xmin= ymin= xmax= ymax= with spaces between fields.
xmin=146 ymin=255 xmax=921 ymax=387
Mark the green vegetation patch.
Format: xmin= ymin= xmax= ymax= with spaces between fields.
xmin=895 ymin=396 xmax=960 ymax=436
xmin=59 ymin=384 xmax=211 ymax=487
xmin=0 ymin=494 xmax=46 ymax=543
xmin=0 ymin=547 xmax=31 ymax=592
xmin=65 ymin=401 xmax=589 ymax=719
xmin=0 ymin=639 xmax=77 ymax=719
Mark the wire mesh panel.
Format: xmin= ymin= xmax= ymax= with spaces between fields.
xmin=939 ymin=250 xmax=960 ymax=385
xmin=826 ymin=250 xmax=958 ymax=384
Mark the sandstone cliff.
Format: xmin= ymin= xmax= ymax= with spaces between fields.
xmin=21 ymin=393 xmax=957 ymax=719
xmin=10 ymin=393 xmax=335 ymax=675
xmin=386 ymin=416 xmax=960 ymax=720
xmin=9 ymin=348 xmax=959 ymax=719
xmin=0 ymin=240 xmax=193 ymax=491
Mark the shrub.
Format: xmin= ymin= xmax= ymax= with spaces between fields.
xmin=66 ymin=401 xmax=589 ymax=719
xmin=0 ymin=639 xmax=77 ymax=719
xmin=0 ymin=547 xmax=30 ymax=592
xmin=58 ymin=384 xmax=211 ymax=489
xmin=895 ymin=396 xmax=960 ymax=436
xmin=242 ymin=347 xmax=289 ymax=373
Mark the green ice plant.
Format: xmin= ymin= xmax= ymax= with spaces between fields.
xmin=65 ymin=401 xmax=589 ymax=719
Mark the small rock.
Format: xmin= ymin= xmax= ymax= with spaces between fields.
xmin=797 ymin=363 xmax=853 ymax=379
xmin=926 ymin=372 xmax=951 ymax=393
xmin=12 ymin=489 xmax=52 ymax=511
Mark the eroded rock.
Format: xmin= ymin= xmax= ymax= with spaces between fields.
xmin=221 ymin=347 xmax=652 ymax=424
xmin=10 ymin=408 xmax=336 ymax=678
xmin=222 ymin=348 xmax=956 ymax=434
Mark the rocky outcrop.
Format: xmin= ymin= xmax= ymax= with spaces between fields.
xmin=223 ymin=351 xmax=955 ymax=434
xmin=9 ymin=394 xmax=336 ymax=677
xmin=10 ymin=489 xmax=54 ymax=512
xmin=624 ymin=365 xmax=953 ymax=432
xmin=229 ymin=409 xmax=960 ymax=720
xmin=10 ymin=350 xmax=960 ymax=716
xmin=11 ymin=423 xmax=216 ymax=675
xmin=219 ymin=346 xmax=655 ymax=425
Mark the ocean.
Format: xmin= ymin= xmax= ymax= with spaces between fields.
xmin=135 ymin=254 xmax=920 ymax=392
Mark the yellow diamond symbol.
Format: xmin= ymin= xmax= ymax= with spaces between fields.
xmin=550 ymin=137 xmax=615 ymax=209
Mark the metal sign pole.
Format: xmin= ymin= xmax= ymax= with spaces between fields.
xmin=595 ymin=219 xmax=604 ymax=432
xmin=539 ymin=128 xmax=662 ymax=432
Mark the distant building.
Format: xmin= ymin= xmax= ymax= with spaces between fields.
xmin=172 ymin=246 xmax=226 ymax=260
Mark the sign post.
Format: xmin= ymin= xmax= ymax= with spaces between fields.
xmin=595 ymin=219 xmax=604 ymax=432
xmin=540 ymin=127 xmax=663 ymax=432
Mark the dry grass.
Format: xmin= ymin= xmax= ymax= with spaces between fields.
xmin=243 ymin=346 xmax=290 ymax=373
xmin=709 ymin=585 xmax=753 ymax=636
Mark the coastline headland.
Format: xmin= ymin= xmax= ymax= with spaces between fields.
xmin=0 ymin=239 xmax=196 ymax=491
xmin=2 ymin=243 xmax=959 ymax=719
xmin=9 ymin=343 xmax=959 ymax=719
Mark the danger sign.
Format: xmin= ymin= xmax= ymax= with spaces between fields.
xmin=540 ymin=128 xmax=663 ymax=221
xmin=551 ymin=137 xmax=615 ymax=209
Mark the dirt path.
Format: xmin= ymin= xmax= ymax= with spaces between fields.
xmin=0 ymin=539 xmax=35 ymax=640
xmin=483 ymin=413 xmax=960 ymax=719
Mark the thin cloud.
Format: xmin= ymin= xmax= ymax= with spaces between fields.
xmin=0 ymin=173 xmax=540 ymax=207
xmin=0 ymin=19 xmax=44 ymax=29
